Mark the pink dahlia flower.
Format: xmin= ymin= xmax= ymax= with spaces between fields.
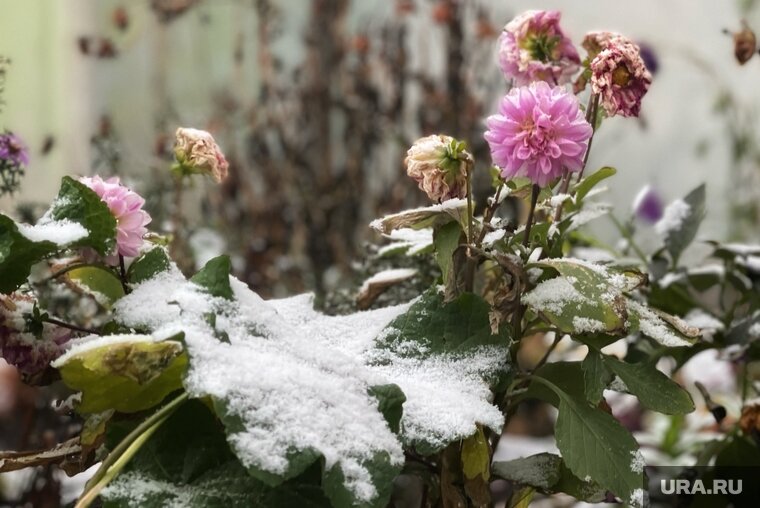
xmin=484 ymin=81 xmax=592 ymax=187
xmin=79 ymin=176 xmax=151 ymax=257
xmin=583 ymin=32 xmax=652 ymax=118
xmin=405 ymin=134 xmax=471 ymax=202
xmin=497 ymin=10 xmax=580 ymax=86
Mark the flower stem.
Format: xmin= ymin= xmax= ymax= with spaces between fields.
xmin=76 ymin=392 xmax=189 ymax=508
xmin=523 ymin=184 xmax=540 ymax=248
xmin=465 ymin=163 xmax=475 ymax=245
xmin=118 ymin=255 xmax=130 ymax=294
xmin=475 ymin=183 xmax=505 ymax=247
xmin=43 ymin=318 xmax=101 ymax=336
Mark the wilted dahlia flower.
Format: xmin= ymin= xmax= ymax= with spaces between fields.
xmin=485 ymin=82 xmax=592 ymax=187
xmin=405 ymin=134 xmax=472 ymax=202
xmin=174 ymin=127 xmax=229 ymax=183
xmin=584 ymin=33 xmax=652 ymax=118
xmin=79 ymin=176 xmax=151 ymax=257
xmin=0 ymin=294 xmax=70 ymax=382
xmin=497 ymin=10 xmax=580 ymax=86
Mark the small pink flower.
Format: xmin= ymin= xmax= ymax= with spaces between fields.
xmin=174 ymin=127 xmax=229 ymax=183
xmin=498 ymin=10 xmax=580 ymax=86
xmin=485 ymin=81 xmax=592 ymax=187
xmin=79 ymin=176 xmax=151 ymax=257
xmin=405 ymin=135 xmax=471 ymax=202
xmin=583 ymin=32 xmax=652 ymax=118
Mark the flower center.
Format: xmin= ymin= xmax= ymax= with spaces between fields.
xmin=612 ymin=64 xmax=632 ymax=87
xmin=524 ymin=32 xmax=560 ymax=63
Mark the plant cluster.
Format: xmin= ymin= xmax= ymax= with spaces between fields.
xmin=0 ymin=9 xmax=759 ymax=508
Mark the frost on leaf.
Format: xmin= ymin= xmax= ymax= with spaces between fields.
xmin=369 ymin=198 xmax=467 ymax=235
xmin=111 ymin=259 xmax=510 ymax=506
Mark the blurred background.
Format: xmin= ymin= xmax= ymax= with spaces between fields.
xmin=0 ymin=0 xmax=759 ymax=299
xmin=2 ymin=1 xmax=760 ymax=506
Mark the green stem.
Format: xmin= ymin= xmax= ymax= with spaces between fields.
xmin=608 ymin=214 xmax=648 ymax=266
xmin=522 ymin=184 xmax=540 ymax=248
xmin=77 ymin=392 xmax=189 ymax=507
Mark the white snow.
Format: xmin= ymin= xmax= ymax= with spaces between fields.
xmin=655 ymin=199 xmax=691 ymax=235
xmin=377 ymin=227 xmax=433 ymax=256
xmin=629 ymin=450 xmax=645 ymax=474
xmin=358 ymin=268 xmax=417 ymax=294
xmin=109 ymin=266 xmax=508 ymax=503
xmin=682 ymin=309 xmax=723 ymax=332
xmin=16 ymin=220 xmax=88 ymax=246
xmin=482 ymin=228 xmax=506 ymax=246
xmin=51 ymin=334 xmax=170 ymax=368
xmin=572 ymin=316 xmax=606 ymax=333
xmin=627 ymin=300 xmax=693 ymax=347
xmin=567 ymin=202 xmax=612 ymax=231
xmin=523 ymin=277 xmax=588 ymax=315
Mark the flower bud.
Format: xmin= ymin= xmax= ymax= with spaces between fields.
xmin=173 ymin=127 xmax=229 ymax=183
xmin=405 ymin=135 xmax=472 ymax=202
xmin=632 ymin=185 xmax=664 ymax=224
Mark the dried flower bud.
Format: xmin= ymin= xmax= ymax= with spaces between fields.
xmin=740 ymin=400 xmax=760 ymax=440
xmin=730 ymin=21 xmax=757 ymax=65
xmin=174 ymin=127 xmax=229 ymax=183
xmin=405 ymin=135 xmax=472 ymax=202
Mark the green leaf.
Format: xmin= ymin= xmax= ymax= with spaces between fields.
xmin=191 ymin=255 xmax=233 ymax=300
xmin=377 ymin=288 xmax=512 ymax=357
xmin=0 ymin=215 xmax=58 ymax=293
xmin=492 ymin=453 xmax=607 ymax=503
xmin=582 ymin=349 xmax=613 ymax=404
xmin=49 ymin=176 xmax=117 ymax=255
xmin=603 ymin=357 xmax=694 ymax=414
xmin=322 ymin=452 xmax=399 ymax=508
xmin=368 ymin=384 xmax=406 ymax=434
xmin=524 ymin=258 xmax=630 ymax=336
xmin=573 ymin=166 xmax=616 ymax=203
xmin=662 ymin=183 xmax=706 ymax=264
xmin=522 ymin=362 xmax=585 ymax=408
xmin=128 ymin=247 xmax=171 ymax=284
xmin=55 ymin=335 xmax=187 ymax=413
xmin=461 ymin=427 xmax=490 ymax=482
xmin=533 ymin=376 xmax=645 ymax=506
xmin=101 ymin=400 xmax=332 ymax=508
xmin=434 ymin=221 xmax=461 ymax=285
xmin=66 ymin=265 xmax=125 ymax=307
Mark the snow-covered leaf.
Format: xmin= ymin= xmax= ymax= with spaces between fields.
xmin=101 ymin=400 xmax=331 ymax=508
xmin=111 ymin=267 xmax=511 ymax=506
xmin=370 ymin=199 xmax=467 ymax=235
xmin=626 ymin=300 xmax=700 ymax=347
xmin=657 ymin=184 xmax=705 ymax=264
xmin=524 ymin=258 xmax=632 ymax=336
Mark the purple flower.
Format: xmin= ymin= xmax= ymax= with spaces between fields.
xmin=0 ymin=132 xmax=29 ymax=167
xmin=584 ymin=32 xmax=652 ymax=118
xmin=484 ymin=81 xmax=593 ymax=187
xmin=0 ymin=294 xmax=70 ymax=383
xmin=637 ymin=42 xmax=659 ymax=75
xmin=79 ymin=176 xmax=151 ymax=257
xmin=497 ymin=10 xmax=580 ymax=86
xmin=632 ymin=185 xmax=664 ymax=224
